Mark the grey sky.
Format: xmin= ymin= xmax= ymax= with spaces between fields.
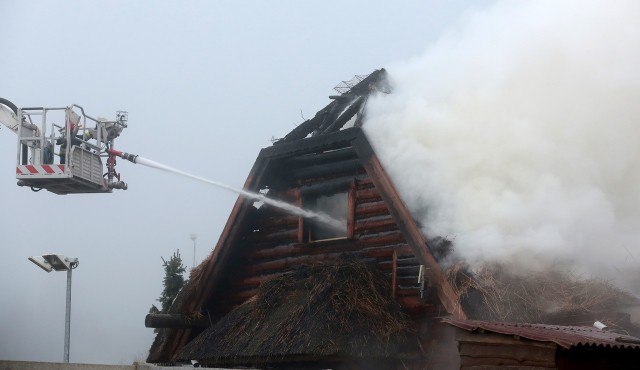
xmin=0 ymin=0 xmax=494 ymax=364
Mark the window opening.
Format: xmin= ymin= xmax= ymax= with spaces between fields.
xmin=307 ymin=191 xmax=348 ymax=241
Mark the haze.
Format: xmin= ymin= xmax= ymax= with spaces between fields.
xmin=0 ymin=0 xmax=492 ymax=364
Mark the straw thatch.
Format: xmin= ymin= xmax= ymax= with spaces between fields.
xmin=176 ymin=260 xmax=415 ymax=367
xmin=448 ymin=262 xmax=639 ymax=327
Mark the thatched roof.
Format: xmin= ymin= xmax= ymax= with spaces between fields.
xmin=448 ymin=262 xmax=639 ymax=331
xmin=175 ymin=260 xmax=415 ymax=367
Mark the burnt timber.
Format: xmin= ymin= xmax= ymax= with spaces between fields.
xmin=146 ymin=69 xmax=464 ymax=369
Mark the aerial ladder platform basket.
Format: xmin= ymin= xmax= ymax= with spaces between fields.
xmin=1 ymin=98 xmax=129 ymax=195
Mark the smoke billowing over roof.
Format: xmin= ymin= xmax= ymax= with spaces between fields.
xmin=364 ymin=0 xmax=640 ymax=295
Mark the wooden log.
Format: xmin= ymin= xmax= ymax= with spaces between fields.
xmin=355 ymin=201 xmax=390 ymax=219
xmin=261 ymin=127 xmax=360 ymax=160
xmin=379 ymin=257 xmax=419 ymax=269
xmin=396 ymin=276 xmax=421 ymax=286
xmin=249 ymin=229 xmax=299 ymax=243
xmin=255 ymin=215 xmax=299 ymax=228
xmin=288 ymin=158 xmax=363 ymax=180
xmin=248 ymin=243 xmax=305 ymax=259
xmin=145 ymin=313 xmax=210 ymax=329
xmin=248 ymin=241 xmax=411 ymax=261
xmin=356 ymin=177 xmax=374 ymax=189
xmin=397 ymin=295 xmax=433 ymax=309
xmin=362 ymin=244 xmax=413 ymax=258
xmin=313 ymin=98 xmax=352 ymax=136
xmin=278 ymin=103 xmax=334 ymax=143
xmin=252 ymin=231 xmax=406 ymax=250
xmin=356 ymin=188 xmax=382 ymax=202
xmin=297 ymin=176 xmax=353 ymax=197
xmin=284 ymin=148 xmax=357 ymax=168
xmin=234 ymin=271 xmax=287 ymax=288
xmin=354 ymin=217 xmax=398 ymax=234
xmin=244 ymin=252 xmax=343 ymax=274
xmin=320 ymin=96 xmax=364 ymax=134
xmin=356 ymin=231 xmax=406 ymax=248
xmin=379 ymin=264 xmax=421 ymax=276
xmin=395 ymin=287 xmax=419 ymax=297
xmin=244 ymin=251 xmax=380 ymax=275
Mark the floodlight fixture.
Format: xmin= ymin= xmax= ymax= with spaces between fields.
xmin=29 ymin=254 xmax=79 ymax=272
xmin=28 ymin=256 xmax=53 ymax=272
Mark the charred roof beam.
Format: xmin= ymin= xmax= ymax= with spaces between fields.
xmin=311 ymin=96 xmax=359 ymax=136
xmin=276 ymin=68 xmax=387 ymax=144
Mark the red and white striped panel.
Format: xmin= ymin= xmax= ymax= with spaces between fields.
xmin=16 ymin=164 xmax=66 ymax=175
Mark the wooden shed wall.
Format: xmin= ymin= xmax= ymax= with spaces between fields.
xmin=456 ymin=331 xmax=558 ymax=370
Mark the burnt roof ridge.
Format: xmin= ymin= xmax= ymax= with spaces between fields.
xmin=276 ymin=68 xmax=388 ymax=144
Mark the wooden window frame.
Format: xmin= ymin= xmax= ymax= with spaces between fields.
xmin=296 ymin=180 xmax=356 ymax=243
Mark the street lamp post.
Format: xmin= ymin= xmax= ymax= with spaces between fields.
xmin=29 ymin=254 xmax=79 ymax=363
xmin=190 ymin=233 xmax=197 ymax=269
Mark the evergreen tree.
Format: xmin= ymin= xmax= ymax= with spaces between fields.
xmin=149 ymin=250 xmax=187 ymax=315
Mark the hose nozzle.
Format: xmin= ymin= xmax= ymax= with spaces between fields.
xmin=108 ymin=149 xmax=139 ymax=164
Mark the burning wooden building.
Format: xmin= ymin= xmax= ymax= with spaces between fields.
xmin=145 ymin=69 xmax=463 ymax=368
xmin=145 ymin=69 xmax=640 ymax=369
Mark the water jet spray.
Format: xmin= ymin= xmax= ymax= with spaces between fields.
xmin=107 ymin=149 xmax=345 ymax=230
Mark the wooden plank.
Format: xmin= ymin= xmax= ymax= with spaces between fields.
xmin=456 ymin=332 xmax=559 ymax=349
xmin=459 ymin=343 xmax=556 ymax=366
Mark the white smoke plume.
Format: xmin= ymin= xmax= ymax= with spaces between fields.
xmin=364 ymin=1 xmax=640 ymax=292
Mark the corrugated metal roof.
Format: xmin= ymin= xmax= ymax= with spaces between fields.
xmin=443 ymin=317 xmax=640 ymax=350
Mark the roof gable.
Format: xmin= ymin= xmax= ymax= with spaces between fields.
xmin=147 ymin=70 xmax=465 ymax=363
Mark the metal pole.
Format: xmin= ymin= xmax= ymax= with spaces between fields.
xmin=64 ymin=268 xmax=72 ymax=363
xmin=190 ymin=233 xmax=197 ymax=269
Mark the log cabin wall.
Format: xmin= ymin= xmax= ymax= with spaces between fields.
xmin=200 ymin=143 xmax=444 ymax=324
